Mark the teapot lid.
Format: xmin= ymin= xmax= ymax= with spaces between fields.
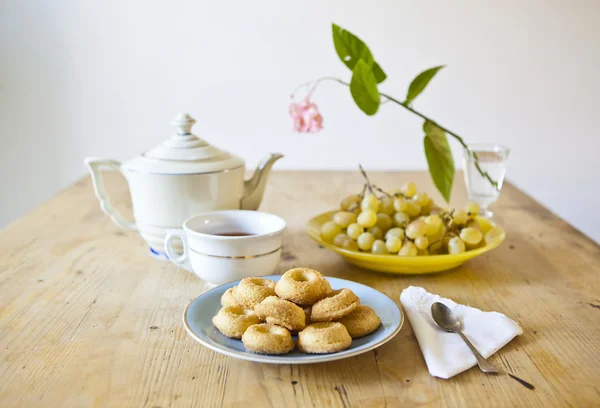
xmin=122 ymin=113 xmax=244 ymax=175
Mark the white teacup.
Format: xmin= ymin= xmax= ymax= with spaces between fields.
xmin=164 ymin=210 xmax=286 ymax=285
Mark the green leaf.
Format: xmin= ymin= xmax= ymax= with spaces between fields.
xmin=332 ymin=23 xmax=386 ymax=83
xmin=423 ymin=120 xmax=454 ymax=202
xmin=404 ymin=65 xmax=445 ymax=106
xmin=350 ymin=60 xmax=380 ymax=116
xmin=371 ymin=63 xmax=387 ymax=84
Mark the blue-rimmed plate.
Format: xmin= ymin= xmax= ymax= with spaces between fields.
xmin=183 ymin=275 xmax=403 ymax=364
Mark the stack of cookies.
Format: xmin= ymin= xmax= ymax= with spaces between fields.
xmin=212 ymin=268 xmax=381 ymax=355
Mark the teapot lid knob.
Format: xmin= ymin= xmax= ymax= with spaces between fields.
xmin=171 ymin=112 xmax=196 ymax=135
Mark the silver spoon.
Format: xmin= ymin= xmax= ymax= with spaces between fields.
xmin=431 ymin=302 xmax=535 ymax=389
xmin=431 ymin=302 xmax=498 ymax=373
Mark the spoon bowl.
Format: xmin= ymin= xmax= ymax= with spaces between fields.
xmin=431 ymin=302 xmax=461 ymax=332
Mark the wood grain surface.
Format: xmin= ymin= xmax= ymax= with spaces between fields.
xmin=1 ymin=171 xmax=599 ymax=407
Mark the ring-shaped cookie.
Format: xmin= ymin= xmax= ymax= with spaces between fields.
xmin=242 ymin=323 xmax=295 ymax=354
xmin=254 ymin=296 xmax=306 ymax=332
xmin=310 ymin=288 xmax=360 ymax=322
xmin=297 ymin=322 xmax=352 ymax=354
xmin=221 ymin=287 xmax=240 ymax=308
xmin=212 ymin=305 xmax=260 ymax=339
xmin=336 ymin=305 xmax=381 ymax=338
xmin=233 ymin=277 xmax=276 ymax=309
xmin=275 ymin=268 xmax=332 ymax=305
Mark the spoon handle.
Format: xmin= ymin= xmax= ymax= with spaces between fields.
xmin=456 ymin=330 xmax=498 ymax=373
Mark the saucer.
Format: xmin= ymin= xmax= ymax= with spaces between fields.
xmin=183 ymin=275 xmax=403 ymax=364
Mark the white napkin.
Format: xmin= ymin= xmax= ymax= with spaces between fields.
xmin=400 ymin=286 xmax=523 ymax=379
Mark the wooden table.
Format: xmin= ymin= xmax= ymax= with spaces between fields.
xmin=1 ymin=171 xmax=599 ymax=407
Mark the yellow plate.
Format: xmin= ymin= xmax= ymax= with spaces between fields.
xmin=307 ymin=211 xmax=505 ymax=274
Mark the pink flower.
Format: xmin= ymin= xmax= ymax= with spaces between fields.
xmin=289 ymin=97 xmax=323 ymax=133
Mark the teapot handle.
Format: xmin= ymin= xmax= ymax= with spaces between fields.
xmin=85 ymin=158 xmax=137 ymax=231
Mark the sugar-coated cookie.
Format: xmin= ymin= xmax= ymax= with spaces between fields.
xmin=275 ymin=268 xmax=332 ymax=305
xmin=242 ymin=323 xmax=295 ymax=354
xmin=221 ymin=287 xmax=240 ymax=308
xmin=254 ymin=296 xmax=306 ymax=332
xmin=212 ymin=305 xmax=260 ymax=339
xmin=336 ymin=305 xmax=381 ymax=338
xmin=310 ymin=288 xmax=360 ymax=322
xmin=297 ymin=322 xmax=352 ymax=354
xmin=233 ymin=277 xmax=276 ymax=309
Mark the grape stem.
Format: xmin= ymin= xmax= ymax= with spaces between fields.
xmin=359 ymin=164 xmax=395 ymax=199
xmin=312 ymin=77 xmax=500 ymax=191
xmin=358 ymin=164 xmax=375 ymax=195
xmin=360 ymin=183 xmax=367 ymax=198
xmin=373 ymin=185 xmax=392 ymax=198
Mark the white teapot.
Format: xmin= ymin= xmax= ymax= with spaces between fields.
xmin=85 ymin=112 xmax=283 ymax=258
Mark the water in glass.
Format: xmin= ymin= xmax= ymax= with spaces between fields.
xmin=463 ymin=143 xmax=510 ymax=217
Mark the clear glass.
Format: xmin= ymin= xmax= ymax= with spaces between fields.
xmin=463 ymin=143 xmax=510 ymax=218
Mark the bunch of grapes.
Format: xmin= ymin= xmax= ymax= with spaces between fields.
xmin=320 ymin=171 xmax=503 ymax=256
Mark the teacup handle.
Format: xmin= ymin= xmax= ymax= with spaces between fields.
xmin=165 ymin=229 xmax=193 ymax=273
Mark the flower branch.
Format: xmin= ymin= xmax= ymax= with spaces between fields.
xmin=290 ymin=23 xmax=500 ymax=202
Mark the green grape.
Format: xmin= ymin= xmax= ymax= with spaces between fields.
xmin=398 ymin=241 xmax=418 ymax=256
xmin=393 ymin=212 xmax=410 ymax=227
xmin=429 ymin=240 xmax=445 ymax=255
xmin=357 ymin=210 xmax=377 ymax=228
xmin=484 ymin=227 xmax=504 ymax=244
xmin=448 ymin=236 xmax=466 ymax=254
xmin=342 ymin=239 xmax=359 ymax=252
xmin=375 ymin=213 xmax=393 ymax=231
xmin=442 ymin=235 xmax=452 ymax=250
xmin=413 ymin=192 xmax=430 ymax=207
xmin=333 ymin=233 xmax=351 ymax=247
xmin=417 ymin=248 xmax=430 ymax=256
xmin=465 ymin=202 xmax=481 ymax=217
xmin=415 ymin=236 xmax=429 ymax=250
xmin=388 ymin=188 xmax=403 ymax=196
xmin=357 ymin=232 xmax=375 ymax=251
xmin=371 ymin=239 xmax=389 ymax=255
xmin=460 ymin=227 xmax=483 ymax=246
xmin=420 ymin=202 xmax=433 ymax=216
xmin=379 ymin=197 xmax=395 ymax=215
xmin=424 ymin=215 xmax=442 ymax=236
xmin=333 ymin=211 xmax=357 ymax=228
xmin=475 ymin=217 xmax=494 ymax=235
xmin=405 ymin=201 xmax=421 ymax=217
xmin=341 ymin=194 xmax=361 ymax=210
xmin=346 ymin=223 xmax=364 ymax=240
xmin=361 ymin=194 xmax=380 ymax=212
xmin=406 ymin=219 xmax=427 ymax=239
xmin=320 ymin=221 xmax=341 ymax=243
xmin=385 ymin=236 xmax=402 ymax=253
xmin=385 ymin=227 xmax=405 ymax=241
xmin=401 ymin=182 xmax=417 ymax=198
xmin=453 ymin=210 xmax=468 ymax=225
xmin=393 ymin=197 xmax=408 ymax=212
xmin=368 ymin=226 xmax=384 ymax=240
xmin=428 ymin=224 xmax=446 ymax=243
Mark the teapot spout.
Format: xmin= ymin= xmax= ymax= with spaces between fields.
xmin=241 ymin=153 xmax=284 ymax=210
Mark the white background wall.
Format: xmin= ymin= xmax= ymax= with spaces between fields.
xmin=2 ymin=0 xmax=599 ymax=242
